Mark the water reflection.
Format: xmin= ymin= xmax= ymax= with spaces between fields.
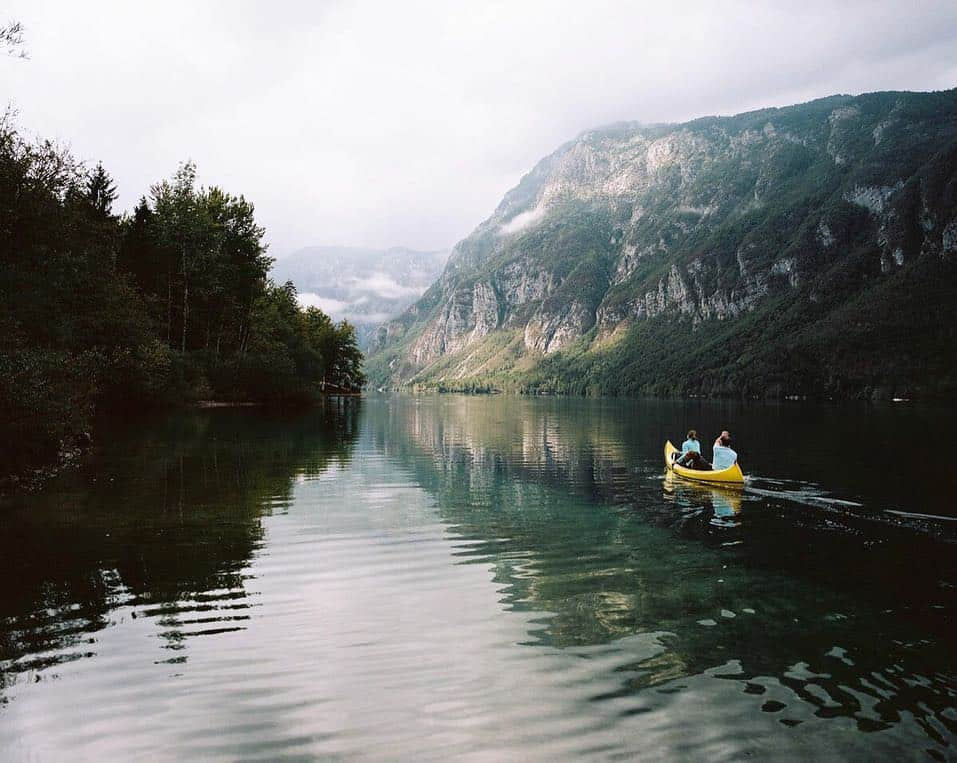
xmin=663 ymin=472 xmax=743 ymax=528
xmin=369 ymin=395 xmax=957 ymax=752
xmin=1 ymin=394 xmax=955 ymax=760
xmin=0 ymin=399 xmax=361 ymax=681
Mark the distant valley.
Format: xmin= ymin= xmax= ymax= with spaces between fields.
xmin=271 ymin=246 xmax=448 ymax=347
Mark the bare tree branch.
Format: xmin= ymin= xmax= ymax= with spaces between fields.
xmin=1 ymin=21 xmax=28 ymax=59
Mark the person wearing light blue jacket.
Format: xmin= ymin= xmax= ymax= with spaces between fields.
xmin=675 ymin=429 xmax=710 ymax=470
xmin=712 ymin=431 xmax=738 ymax=471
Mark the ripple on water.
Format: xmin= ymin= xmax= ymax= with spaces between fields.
xmin=1 ymin=397 xmax=956 ymax=760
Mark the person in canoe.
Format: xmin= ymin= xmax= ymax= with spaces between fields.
xmin=674 ymin=429 xmax=712 ymax=470
xmin=712 ymin=431 xmax=738 ymax=470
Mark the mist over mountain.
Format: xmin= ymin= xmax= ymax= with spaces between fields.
xmin=271 ymin=246 xmax=448 ymax=347
xmin=368 ymin=89 xmax=957 ymax=399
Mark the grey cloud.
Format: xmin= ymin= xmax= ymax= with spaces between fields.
xmin=4 ymin=0 xmax=956 ymax=258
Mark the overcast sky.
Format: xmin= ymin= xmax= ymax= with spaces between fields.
xmin=4 ymin=1 xmax=957 ymax=258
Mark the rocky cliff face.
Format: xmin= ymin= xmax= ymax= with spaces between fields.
xmin=368 ymin=90 xmax=957 ymax=398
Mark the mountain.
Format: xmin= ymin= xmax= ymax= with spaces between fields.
xmin=271 ymin=246 xmax=448 ymax=347
xmin=367 ymin=89 xmax=957 ymax=399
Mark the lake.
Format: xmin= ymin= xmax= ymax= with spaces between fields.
xmin=1 ymin=394 xmax=955 ymax=760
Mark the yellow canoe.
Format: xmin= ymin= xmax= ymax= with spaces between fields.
xmin=664 ymin=440 xmax=745 ymax=485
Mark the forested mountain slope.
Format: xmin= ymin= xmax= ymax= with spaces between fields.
xmin=368 ymin=89 xmax=957 ymax=398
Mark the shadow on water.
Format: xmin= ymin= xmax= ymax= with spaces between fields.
xmin=0 ymin=398 xmax=361 ymax=687
xmin=370 ymin=395 xmax=957 ymax=747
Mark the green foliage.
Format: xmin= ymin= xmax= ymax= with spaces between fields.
xmin=408 ymin=251 xmax=957 ymax=401
xmin=0 ymin=116 xmax=365 ymax=484
xmin=0 ymin=349 xmax=100 ymax=473
xmin=217 ymin=282 xmax=366 ymax=402
xmin=0 ymin=113 xmax=151 ymax=479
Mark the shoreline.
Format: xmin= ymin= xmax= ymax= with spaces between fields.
xmin=379 ymin=386 xmax=939 ymax=404
xmin=2 ymin=393 xmax=364 ymax=498
xmin=193 ymin=400 xmax=261 ymax=408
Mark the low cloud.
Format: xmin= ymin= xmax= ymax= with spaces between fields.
xmin=298 ymin=293 xmax=402 ymax=325
xmin=499 ymin=205 xmax=546 ymax=235
xmin=298 ymin=293 xmax=351 ymax=314
xmin=346 ymin=273 xmax=427 ymax=300
xmin=344 ymin=311 xmax=393 ymax=325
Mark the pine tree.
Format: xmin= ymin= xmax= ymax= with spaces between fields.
xmin=86 ymin=162 xmax=118 ymax=216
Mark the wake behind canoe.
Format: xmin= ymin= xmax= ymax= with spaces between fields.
xmin=665 ymin=440 xmax=745 ymax=485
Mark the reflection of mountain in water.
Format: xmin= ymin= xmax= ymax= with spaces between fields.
xmin=369 ymin=395 xmax=957 ymax=737
xmin=0 ymin=399 xmax=361 ymax=683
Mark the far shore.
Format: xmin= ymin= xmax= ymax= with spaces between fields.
xmin=193 ymin=400 xmax=261 ymax=408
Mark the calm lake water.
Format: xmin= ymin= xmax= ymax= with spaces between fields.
xmin=1 ymin=395 xmax=955 ymax=760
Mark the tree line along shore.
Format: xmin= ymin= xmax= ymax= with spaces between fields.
xmin=0 ymin=113 xmax=365 ymax=489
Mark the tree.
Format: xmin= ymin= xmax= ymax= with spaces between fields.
xmin=146 ymin=164 xmax=271 ymax=357
xmin=298 ymin=308 xmax=366 ymax=391
xmin=150 ymin=162 xmax=204 ymax=350
xmin=328 ymin=321 xmax=366 ymax=391
xmin=86 ymin=162 xmax=118 ymax=216
xmin=1 ymin=21 xmax=27 ymax=59
xmin=193 ymin=186 xmax=270 ymax=358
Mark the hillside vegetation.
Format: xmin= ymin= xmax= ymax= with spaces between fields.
xmin=368 ymin=90 xmax=957 ymax=399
